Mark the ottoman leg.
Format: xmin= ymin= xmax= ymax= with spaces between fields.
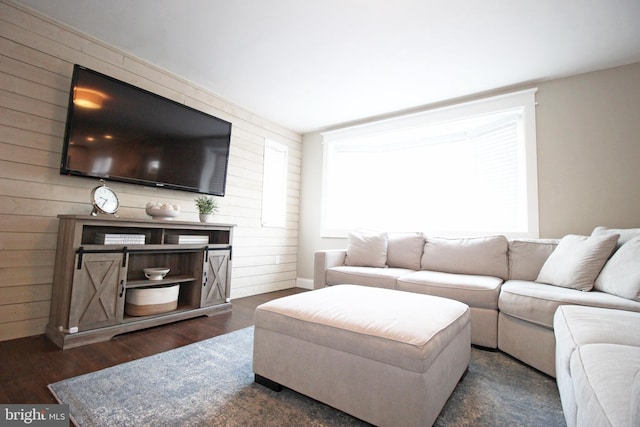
xmin=255 ymin=374 xmax=283 ymax=392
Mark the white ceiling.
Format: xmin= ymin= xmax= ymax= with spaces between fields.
xmin=14 ymin=0 xmax=640 ymax=133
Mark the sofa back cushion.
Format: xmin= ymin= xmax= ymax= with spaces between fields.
xmin=595 ymin=235 xmax=640 ymax=301
xmin=421 ymin=235 xmax=509 ymax=280
xmin=386 ymin=232 xmax=424 ymax=270
xmin=536 ymin=234 xmax=619 ymax=291
xmin=508 ymin=238 xmax=559 ymax=281
xmin=344 ymin=230 xmax=388 ymax=268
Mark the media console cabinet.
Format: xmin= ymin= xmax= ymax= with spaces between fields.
xmin=46 ymin=215 xmax=235 ymax=349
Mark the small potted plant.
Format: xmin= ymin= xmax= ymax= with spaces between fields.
xmin=195 ymin=195 xmax=218 ymax=223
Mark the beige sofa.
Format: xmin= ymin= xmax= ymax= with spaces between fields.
xmin=314 ymin=227 xmax=640 ymax=379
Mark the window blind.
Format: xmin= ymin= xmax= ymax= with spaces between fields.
xmin=321 ymin=89 xmax=538 ymax=238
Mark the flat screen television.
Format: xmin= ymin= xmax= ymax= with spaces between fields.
xmin=60 ymin=64 xmax=232 ymax=196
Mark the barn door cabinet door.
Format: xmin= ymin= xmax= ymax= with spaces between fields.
xmin=201 ymin=248 xmax=231 ymax=307
xmin=69 ymin=252 xmax=126 ymax=331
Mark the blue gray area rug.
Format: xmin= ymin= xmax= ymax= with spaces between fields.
xmin=49 ymin=327 xmax=565 ymax=426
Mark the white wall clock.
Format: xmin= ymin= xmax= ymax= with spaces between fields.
xmin=90 ymin=180 xmax=119 ymax=216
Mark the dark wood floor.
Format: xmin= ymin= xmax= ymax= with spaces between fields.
xmin=0 ymin=288 xmax=306 ymax=404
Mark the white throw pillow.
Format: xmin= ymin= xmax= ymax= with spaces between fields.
xmin=595 ymin=236 xmax=640 ymax=301
xmin=536 ymin=234 xmax=619 ymax=291
xmin=508 ymin=238 xmax=559 ymax=281
xmin=344 ymin=230 xmax=388 ymax=268
xmin=386 ymin=232 xmax=424 ymax=270
xmin=591 ymin=226 xmax=640 ymax=250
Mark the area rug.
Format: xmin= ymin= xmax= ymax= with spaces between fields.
xmin=49 ymin=327 xmax=566 ymax=426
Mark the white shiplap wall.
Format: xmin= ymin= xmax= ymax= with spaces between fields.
xmin=0 ymin=1 xmax=302 ymax=342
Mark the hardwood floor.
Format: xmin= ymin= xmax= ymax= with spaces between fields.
xmin=0 ymin=288 xmax=306 ymax=404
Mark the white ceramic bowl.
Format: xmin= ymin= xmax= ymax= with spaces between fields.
xmin=145 ymin=206 xmax=180 ymax=220
xmin=143 ymin=267 xmax=170 ymax=280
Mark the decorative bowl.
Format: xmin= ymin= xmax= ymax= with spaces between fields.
xmin=143 ymin=267 xmax=170 ymax=280
xmin=145 ymin=202 xmax=181 ymax=220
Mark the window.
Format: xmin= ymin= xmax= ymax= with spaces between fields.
xmin=321 ymin=89 xmax=538 ymax=238
xmin=262 ymin=139 xmax=288 ymax=227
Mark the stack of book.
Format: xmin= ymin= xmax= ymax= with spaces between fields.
xmin=95 ymin=233 xmax=146 ymax=245
xmin=166 ymin=235 xmax=209 ymax=245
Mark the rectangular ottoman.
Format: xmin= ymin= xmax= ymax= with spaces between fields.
xmin=253 ymin=284 xmax=471 ymax=427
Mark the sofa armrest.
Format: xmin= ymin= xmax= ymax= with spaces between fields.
xmin=314 ymin=250 xmax=346 ymax=289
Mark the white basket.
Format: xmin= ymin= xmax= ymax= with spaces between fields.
xmin=125 ymin=284 xmax=180 ymax=316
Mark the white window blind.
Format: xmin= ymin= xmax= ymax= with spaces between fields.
xmin=321 ymin=89 xmax=538 ymax=238
xmin=262 ymin=139 xmax=288 ymax=227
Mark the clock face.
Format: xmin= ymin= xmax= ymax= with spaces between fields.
xmin=92 ymin=186 xmax=119 ymax=214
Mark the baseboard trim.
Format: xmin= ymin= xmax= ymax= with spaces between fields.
xmin=296 ymin=278 xmax=314 ymax=289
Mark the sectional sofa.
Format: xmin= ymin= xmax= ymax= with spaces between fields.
xmin=314 ymin=226 xmax=640 ymax=426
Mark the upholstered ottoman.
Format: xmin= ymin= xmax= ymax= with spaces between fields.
xmin=253 ymin=284 xmax=471 ymax=427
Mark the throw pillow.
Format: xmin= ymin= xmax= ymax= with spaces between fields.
xmin=591 ymin=226 xmax=640 ymax=250
xmin=594 ymin=236 xmax=640 ymax=301
xmin=536 ymin=234 xmax=619 ymax=291
xmin=508 ymin=238 xmax=559 ymax=281
xmin=386 ymin=232 xmax=424 ymax=270
xmin=344 ymin=230 xmax=388 ymax=268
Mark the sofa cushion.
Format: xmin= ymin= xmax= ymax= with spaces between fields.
xmin=554 ymin=306 xmax=640 ymax=380
xmin=535 ymin=234 xmax=618 ymax=291
xmin=591 ymin=225 xmax=640 ymax=250
xmin=508 ymin=238 xmax=559 ymax=281
xmin=398 ymin=270 xmax=502 ymax=309
xmin=344 ymin=230 xmax=388 ymax=267
xmin=594 ymin=236 xmax=640 ymax=301
xmin=499 ymin=280 xmax=640 ymax=329
xmin=571 ymin=343 xmax=640 ymax=427
xmin=554 ymin=306 xmax=640 ymax=427
xmin=386 ymin=232 xmax=424 ymax=270
xmin=421 ymin=235 xmax=509 ymax=280
xmin=326 ymin=266 xmax=413 ymax=289
xmin=554 ymin=306 xmax=640 ymax=369
xmin=554 ymin=307 xmax=640 ymax=392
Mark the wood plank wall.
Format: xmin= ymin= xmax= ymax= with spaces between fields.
xmin=0 ymin=1 xmax=302 ymax=342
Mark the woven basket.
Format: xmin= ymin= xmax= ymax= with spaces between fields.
xmin=125 ymin=284 xmax=179 ymax=316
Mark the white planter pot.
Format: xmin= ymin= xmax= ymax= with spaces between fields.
xmin=199 ymin=213 xmax=213 ymax=223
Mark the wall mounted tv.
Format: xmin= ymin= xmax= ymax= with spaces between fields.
xmin=60 ymin=64 xmax=232 ymax=196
